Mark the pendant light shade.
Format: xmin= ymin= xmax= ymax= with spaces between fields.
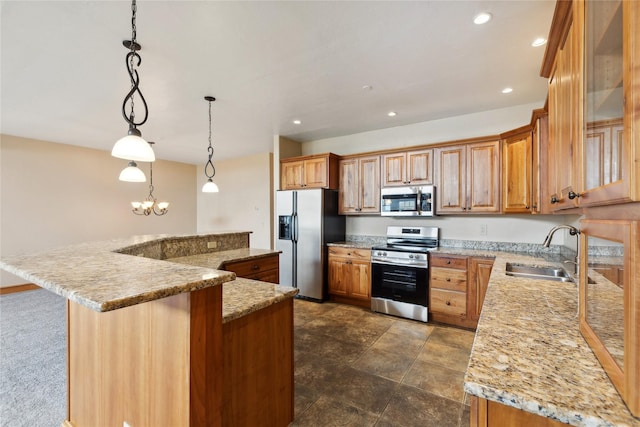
xmin=202 ymin=178 xmax=219 ymax=193
xmin=119 ymin=161 xmax=147 ymax=182
xmin=112 ymin=128 xmax=155 ymax=162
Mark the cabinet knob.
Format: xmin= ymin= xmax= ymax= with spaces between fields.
xmin=446 ymin=278 xmax=451 ymax=282
xmin=446 ymin=301 xmax=451 ymax=306
xmin=252 ymin=264 xmax=260 ymax=270
xmin=525 ymin=205 xmax=530 ymax=209
xmin=568 ymin=191 xmax=581 ymax=200
xmin=446 ymin=260 xmax=451 ymax=265
xmin=550 ymin=196 xmax=559 ymax=204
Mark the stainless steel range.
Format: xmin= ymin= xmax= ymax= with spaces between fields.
xmin=371 ymin=226 xmax=439 ymax=322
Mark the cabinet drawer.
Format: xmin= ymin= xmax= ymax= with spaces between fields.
xmin=430 ymin=255 xmax=468 ymax=270
xmin=328 ymin=246 xmax=371 ymax=260
xmin=430 ymin=267 xmax=467 ymax=292
xmin=224 ymin=255 xmax=279 ymax=278
xmin=430 ymin=289 xmax=466 ymax=317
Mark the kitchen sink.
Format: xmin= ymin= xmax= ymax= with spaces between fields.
xmin=505 ymin=263 xmax=575 ymax=283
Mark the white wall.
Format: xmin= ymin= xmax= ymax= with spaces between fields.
xmin=196 ymin=152 xmax=273 ymax=249
xmin=300 ymin=102 xmax=578 ymax=245
xmin=0 ymin=134 xmax=197 ymax=287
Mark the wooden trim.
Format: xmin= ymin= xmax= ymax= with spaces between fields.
xmin=500 ymin=125 xmax=532 ymax=140
xmin=279 ymin=152 xmax=337 ymax=163
xmin=541 ymin=0 xmax=574 ymax=78
xmin=328 ymin=294 xmax=371 ymax=308
xmin=337 ymin=134 xmax=502 ymax=160
xmin=61 ymin=421 xmax=75 ymax=427
xmin=0 ymin=283 xmax=40 ymax=295
xmin=530 ymin=108 xmax=548 ymax=127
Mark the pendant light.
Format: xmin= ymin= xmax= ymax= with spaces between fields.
xmin=111 ymin=0 xmax=155 ymax=163
xmin=119 ymin=161 xmax=146 ymax=182
xmin=202 ymin=96 xmax=219 ymax=193
xmin=131 ymin=143 xmax=169 ymax=216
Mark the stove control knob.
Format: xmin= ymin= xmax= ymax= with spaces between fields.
xmin=408 ymin=254 xmax=414 ymax=259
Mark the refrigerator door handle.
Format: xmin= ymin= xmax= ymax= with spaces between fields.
xmin=292 ymin=212 xmax=298 ymax=243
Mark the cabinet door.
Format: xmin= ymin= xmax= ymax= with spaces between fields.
xmin=468 ymin=257 xmax=494 ymax=322
xmin=349 ymin=260 xmax=371 ymax=300
xmin=502 ymin=133 xmax=532 ymax=213
xmin=303 ymin=157 xmax=328 ymax=188
xmin=381 ymin=153 xmax=407 ymax=187
xmin=435 ymin=145 xmax=466 ymax=213
xmin=327 ymin=257 xmax=349 ymax=296
xmin=467 ymin=140 xmax=500 ymax=212
xmin=338 ymin=159 xmax=359 ymax=214
xmin=281 ymin=160 xmax=305 ymax=190
xmin=359 ymin=155 xmax=381 ymax=213
xmin=407 ymin=149 xmax=433 ymax=185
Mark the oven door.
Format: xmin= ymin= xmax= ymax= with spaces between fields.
xmin=371 ymin=261 xmax=428 ymax=306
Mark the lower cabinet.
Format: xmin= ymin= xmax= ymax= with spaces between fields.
xmin=328 ymin=246 xmax=371 ymax=308
xmin=470 ymin=396 xmax=568 ymax=427
xmin=429 ymin=253 xmax=494 ymax=329
xmin=223 ymin=254 xmax=279 ymax=283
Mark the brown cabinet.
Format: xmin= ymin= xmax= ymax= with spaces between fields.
xmin=338 ymin=155 xmax=380 ymax=214
xmin=470 ymin=396 xmax=568 ymax=427
xmin=280 ymin=153 xmax=339 ymax=190
xmin=434 ymin=140 xmax=500 ymax=214
xmin=328 ymin=246 xmax=371 ymax=307
xmin=381 ymin=148 xmax=433 ymax=187
xmin=223 ymin=254 xmax=279 ymax=283
xmin=502 ymin=129 xmax=533 ymax=213
xmin=429 ymin=253 xmax=494 ymax=328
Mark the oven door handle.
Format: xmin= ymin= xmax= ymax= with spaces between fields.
xmin=371 ymin=259 xmax=429 ymax=269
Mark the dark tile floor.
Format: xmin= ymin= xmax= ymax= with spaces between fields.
xmin=292 ymin=300 xmax=474 ymax=427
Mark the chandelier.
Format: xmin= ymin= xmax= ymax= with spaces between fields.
xmin=112 ymin=0 xmax=155 ymax=164
xmin=202 ymin=96 xmax=219 ymax=193
xmin=131 ymin=144 xmax=169 ymax=216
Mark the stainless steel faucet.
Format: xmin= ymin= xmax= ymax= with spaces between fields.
xmin=542 ymin=225 xmax=581 ymax=275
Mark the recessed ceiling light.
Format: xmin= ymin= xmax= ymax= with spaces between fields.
xmin=473 ymin=12 xmax=492 ymax=25
xmin=388 ymin=111 xmax=397 ymax=117
xmin=293 ymin=120 xmax=302 ymax=125
xmin=531 ymin=37 xmax=547 ymax=47
xmin=502 ymin=87 xmax=513 ymax=94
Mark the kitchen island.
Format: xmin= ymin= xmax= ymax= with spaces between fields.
xmin=0 ymin=232 xmax=296 ymax=427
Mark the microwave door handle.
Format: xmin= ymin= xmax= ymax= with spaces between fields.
xmin=416 ymin=190 xmax=422 ymax=214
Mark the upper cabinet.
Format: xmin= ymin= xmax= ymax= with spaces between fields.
xmin=280 ymin=153 xmax=339 ymax=190
xmin=542 ymin=0 xmax=640 ymax=210
xmin=502 ymin=128 xmax=533 ymax=213
xmin=381 ymin=148 xmax=433 ymax=187
xmin=434 ymin=140 xmax=500 ymax=214
xmin=338 ymin=155 xmax=381 ymax=215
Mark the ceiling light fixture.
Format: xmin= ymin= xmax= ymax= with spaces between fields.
xmin=131 ymin=142 xmax=169 ymax=216
xmin=119 ymin=161 xmax=146 ymax=182
xmin=202 ymin=96 xmax=219 ymax=193
xmin=293 ymin=119 xmax=302 ymax=125
xmin=111 ymin=0 xmax=155 ymax=163
xmin=502 ymin=87 xmax=513 ymax=94
xmin=388 ymin=111 xmax=397 ymax=117
xmin=473 ymin=12 xmax=492 ymax=25
xmin=531 ymin=37 xmax=548 ymax=47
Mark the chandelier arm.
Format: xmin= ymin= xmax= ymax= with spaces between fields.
xmin=121 ymin=51 xmax=148 ymax=127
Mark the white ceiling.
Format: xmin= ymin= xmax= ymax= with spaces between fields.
xmin=1 ymin=1 xmax=555 ymax=165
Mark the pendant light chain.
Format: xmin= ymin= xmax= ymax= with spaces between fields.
xmin=204 ymin=98 xmax=216 ymax=180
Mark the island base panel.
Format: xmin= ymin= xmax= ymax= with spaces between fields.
xmin=470 ymin=396 xmax=568 ymax=427
xmin=67 ymin=286 xmax=223 ymax=427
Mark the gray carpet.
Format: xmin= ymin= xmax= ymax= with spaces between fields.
xmin=0 ymin=289 xmax=66 ymax=427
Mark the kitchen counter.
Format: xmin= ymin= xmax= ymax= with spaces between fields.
xmin=167 ymin=247 xmax=279 ymax=269
xmin=462 ymin=251 xmax=639 ymax=427
xmin=331 ymin=239 xmax=637 ymax=425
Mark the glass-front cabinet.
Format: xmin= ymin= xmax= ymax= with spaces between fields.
xmin=580 ymin=0 xmax=639 ymax=206
xmin=579 ymin=219 xmax=640 ymax=417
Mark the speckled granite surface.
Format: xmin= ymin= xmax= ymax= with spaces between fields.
xmin=167 ymin=248 xmax=280 ymax=269
xmin=463 ymin=252 xmax=639 ymax=427
xmin=0 ymin=233 xmax=277 ymax=313
xmin=221 ymin=278 xmax=298 ymax=323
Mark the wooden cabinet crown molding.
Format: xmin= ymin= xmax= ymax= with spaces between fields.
xmin=541 ymin=0 xmax=574 ymax=78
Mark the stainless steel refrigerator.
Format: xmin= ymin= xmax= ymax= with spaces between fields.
xmin=276 ymin=189 xmax=345 ymax=301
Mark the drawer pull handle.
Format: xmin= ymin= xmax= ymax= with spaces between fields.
xmin=446 ymin=301 xmax=451 ymax=306
xmin=446 ymin=278 xmax=451 ymax=282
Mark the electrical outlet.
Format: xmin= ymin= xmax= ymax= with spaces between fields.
xmin=480 ymin=224 xmax=488 ymax=236
xmin=207 ymin=241 xmax=217 ymax=249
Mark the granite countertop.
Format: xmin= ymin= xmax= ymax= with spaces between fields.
xmin=222 ymin=278 xmax=298 ymax=323
xmin=0 ymin=234 xmax=284 ymax=313
xmin=167 ymin=248 xmax=280 ymax=269
xmin=327 ymin=241 xmax=376 ymax=249
xmin=463 ymin=251 xmax=639 ymax=427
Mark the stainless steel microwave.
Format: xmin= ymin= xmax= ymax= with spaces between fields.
xmin=380 ymin=186 xmax=436 ymax=216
